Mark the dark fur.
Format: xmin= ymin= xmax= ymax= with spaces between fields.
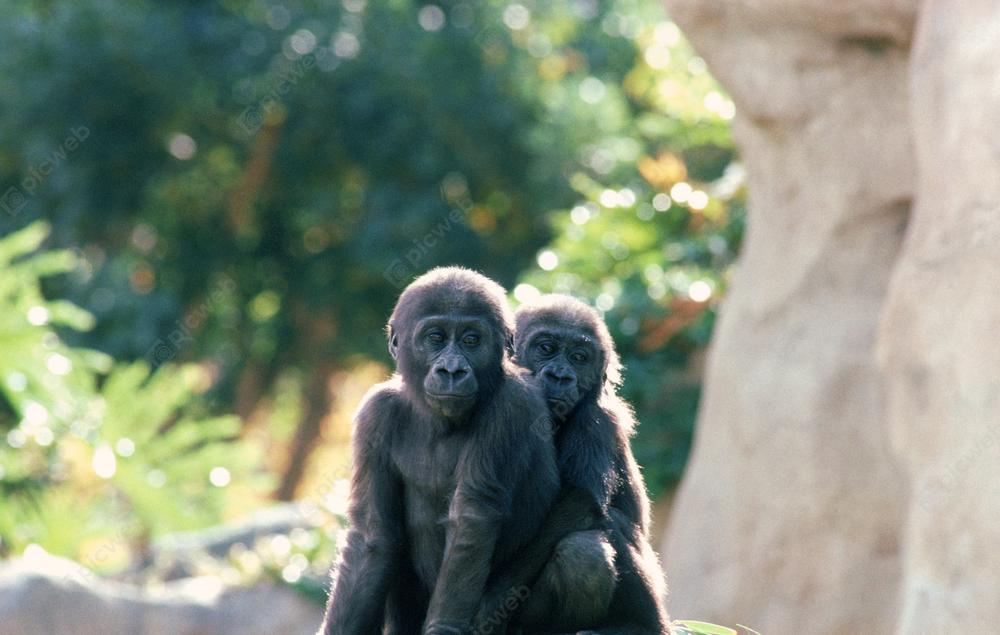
xmin=476 ymin=294 xmax=671 ymax=635
xmin=318 ymin=268 xmax=560 ymax=635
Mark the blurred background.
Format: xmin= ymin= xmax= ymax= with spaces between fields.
xmin=0 ymin=0 xmax=742 ymax=608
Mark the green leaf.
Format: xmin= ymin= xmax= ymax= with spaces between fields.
xmin=47 ymin=299 xmax=96 ymax=331
xmin=12 ymin=250 xmax=77 ymax=278
xmin=0 ymin=221 xmax=51 ymax=265
xmin=673 ymin=621 xmax=739 ymax=635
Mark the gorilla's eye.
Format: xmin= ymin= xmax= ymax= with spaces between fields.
xmin=571 ymin=351 xmax=588 ymax=363
xmin=463 ymin=333 xmax=480 ymax=345
xmin=427 ymin=331 xmax=445 ymax=344
xmin=538 ymin=341 xmax=556 ymax=355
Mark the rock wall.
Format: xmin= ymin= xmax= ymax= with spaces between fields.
xmin=0 ymin=550 xmax=324 ymax=635
xmin=878 ymin=2 xmax=1000 ymax=631
xmin=658 ymin=0 xmax=1000 ymax=632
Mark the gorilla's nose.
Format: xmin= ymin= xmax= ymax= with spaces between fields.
xmin=437 ymin=356 xmax=470 ymax=377
xmin=543 ymin=365 xmax=574 ymax=386
xmin=433 ymin=357 xmax=472 ymax=392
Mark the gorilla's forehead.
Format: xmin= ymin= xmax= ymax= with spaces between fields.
xmin=415 ymin=314 xmax=492 ymax=331
xmin=529 ymin=325 xmax=598 ymax=348
xmin=396 ymin=300 xmax=505 ymax=332
xmin=391 ymin=284 xmax=512 ymax=335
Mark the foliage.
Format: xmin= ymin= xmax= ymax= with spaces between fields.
xmin=139 ymin=514 xmax=344 ymax=606
xmin=0 ymin=0 xmax=742 ymax=537
xmin=673 ymin=622 xmax=737 ymax=635
xmin=1 ymin=0 xmax=618 ymax=499
xmin=0 ymin=222 xmax=268 ymax=565
xmin=513 ymin=9 xmax=744 ymax=493
xmin=672 ymin=621 xmax=760 ymax=635
xmin=0 ymin=0 xmax=561 ymax=365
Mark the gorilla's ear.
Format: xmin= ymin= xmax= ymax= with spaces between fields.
xmin=388 ymin=326 xmax=400 ymax=361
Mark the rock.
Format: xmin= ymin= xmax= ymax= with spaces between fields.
xmin=660 ymin=1 xmax=1000 ymax=632
xmin=0 ymin=548 xmax=324 ymax=635
xmin=658 ymin=1 xmax=915 ymax=632
xmin=877 ymin=3 xmax=1000 ymax=632
xmin=145 ymin=501 xmax=319 ymax=581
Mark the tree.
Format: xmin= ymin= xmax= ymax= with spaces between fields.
xmin=1 ymin=0 xmax=569 ymax=498
xmin=0 ymin=0 xmax=742 ymax=502
xmin=512 ymin=9 xmax=744 ymax=494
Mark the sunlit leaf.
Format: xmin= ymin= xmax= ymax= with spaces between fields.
xmin=673 ymin=621 xmax=738 ymax=635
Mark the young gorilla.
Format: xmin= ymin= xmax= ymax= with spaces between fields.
xmin=475 ymin=294 xmax=671 ymax=635
xmin=318 ymin=269 xmax=582 ymax=635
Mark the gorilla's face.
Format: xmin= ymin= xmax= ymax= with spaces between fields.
xmin=520 ymin=326 xmax=602 ymax=417
xmin=412 ymin=315 xmax=493 ymax=419
xmin=388 ymin=268 xmax=513 ymax=423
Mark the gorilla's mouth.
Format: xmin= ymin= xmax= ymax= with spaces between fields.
xmin=545 ymin=395 xmax=579 ymax=421
xmin=426 ymin=391 xmax=476 ymax=409
xmin=426 ymin=392 xmax=476 ymax=418
xmin=426 ymin=390 xmax=477 ymax=400
xmin=543 ymin=387 xmax=578 ymax=407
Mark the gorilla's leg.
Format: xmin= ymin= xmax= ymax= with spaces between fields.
xmin=385 ymin=561 xmax=428 ymax=635
xmin=514 ymin=530 xmax=618 ymax=633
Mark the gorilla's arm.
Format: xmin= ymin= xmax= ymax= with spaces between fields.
xmin=472 ymin=486 xmax=604 ymax=630
xmin=474 ymin=406 xmax=668 ymax=635
xmin=595 ymin=429 xmax=671 ymax=635
xmin=595 ymin=533 xmax=670 ymax=635
xmin=472 ymin=403 xmax=620 ymax=635
xmin=318 ymin=390 xmax=405 ymax=635
xmin=424 ymin=380 xmax=559 ymax=635
xmin=556 ymin=400 xmax=619 ymax=513
xmin=424 ymin=489 xmax=503 ymax=635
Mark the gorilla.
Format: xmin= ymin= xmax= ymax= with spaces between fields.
xmin=474 ymin=294 xmax=671 ymax=635
xmin=318 ymin=268 xmax=581 ymax=635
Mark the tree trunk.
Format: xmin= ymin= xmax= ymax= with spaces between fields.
xmin=275 ymin=361 xmax=335 ymax=502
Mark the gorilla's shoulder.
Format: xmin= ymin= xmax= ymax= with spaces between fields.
xmin=499 ymin=363 xmax=545 ymax=401
xmin=354 ymin=375 xmax=409 ymax=422
xmin=482 ymin=362 xmax=548 ymax=427
xmin=596 ymin=392 xmax=638 ymax=437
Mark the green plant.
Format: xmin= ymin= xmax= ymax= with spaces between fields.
xmin=673 ymin=621 xmax=761 ymax=635
xmin=515 ymin=19 xmax=744 ymax=496
xmin=0 ymin=222 xmax=269 ymax=567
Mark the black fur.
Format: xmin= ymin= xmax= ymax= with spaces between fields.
xmin=476 ymin=294 xmax=671 ymax=635
xmin=318 ymin=268 xmax=560 ymax=635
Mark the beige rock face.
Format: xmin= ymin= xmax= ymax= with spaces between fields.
xmin=878 ymin=2 xmax=1000 ymax=632
xmin=660 ymin=0 xmax=1000 ymax=632
xmin=0 ymin=551 xmax=324 ymax=635
xmin=658 ymin=1 xmax=916 ymax=633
